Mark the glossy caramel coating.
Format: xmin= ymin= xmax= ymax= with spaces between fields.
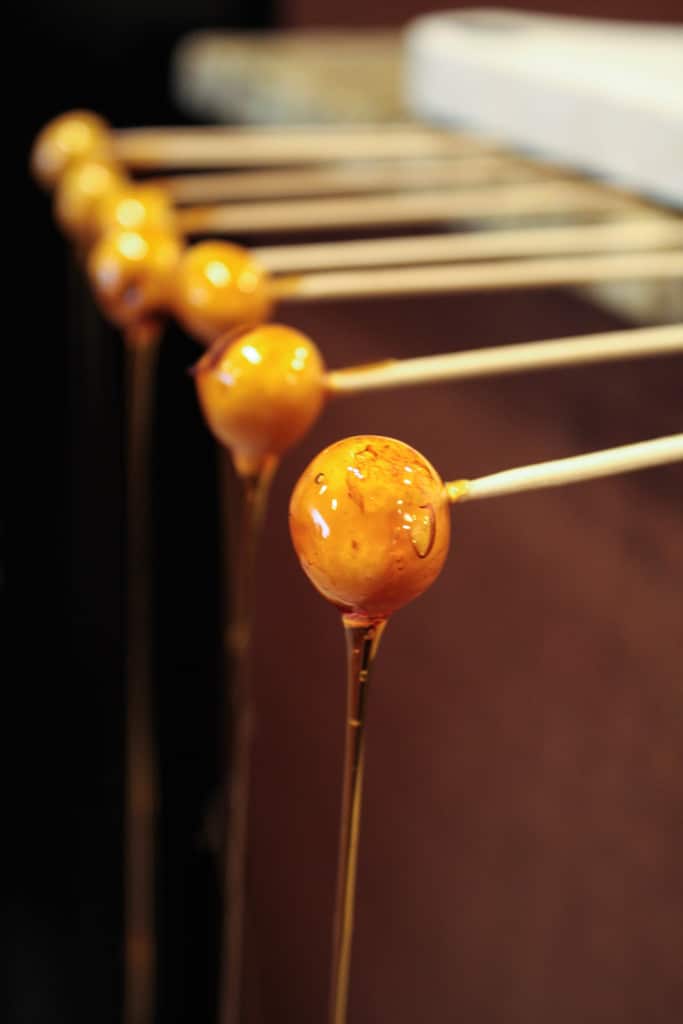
xmin=195 ymin=324 xmax=326 ymax=475
xmin=93 ymin=183 xmax=176 ymax=239
xmin=172 ymin=241 xmax=273 ymax=345
xmin=289 ymin=436 xmax=450 ymax=621
xmin=87 ymin=227 xmax=182 ymax=333
xmin=54 ymin=158 xmax=128 ymax=242
xmin=31 ymin=110 xmax=113 ymax=189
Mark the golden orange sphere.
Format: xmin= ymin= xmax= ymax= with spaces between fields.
xmin=54 ymin=158 xmax=128 ymax=242
xmin=194 ymin=324 xmax=326 ymax=476
xmin=289 ymin=436 xmax=451 ymax=621
xmin=87 ymin=227 xmax=183 ymax=332
xmin=172 ymin=241 xmax=273 ymax=345
xmin=92 ymin=183 xmax=176 ymax=239
xmin=31 ymin=110 xmax=113 ymax=189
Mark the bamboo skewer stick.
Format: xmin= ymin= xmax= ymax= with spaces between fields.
xmin=115 ymin=122 xmax=466 ymax=139
xmin=175 ymin=181 xmax=631 ymax=236
xmin=326 ymin=324 xmax=683 ymax=394
xmin=114 ymin=126 xmax=489 ymax=170
xmin=274 ymin=250 xmax=683 ymax=302
xmin=151 ymin=155 xmax=540 ymax=204
xmin=256 ymin=218 xmax=683 ymax=274
xmin=446 ymin=434 xmax=683 ymax=503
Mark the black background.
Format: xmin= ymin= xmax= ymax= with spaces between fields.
xmin=11 ymin=4 xmax=273 ymax=1022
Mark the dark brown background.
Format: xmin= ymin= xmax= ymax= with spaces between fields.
xmin=246 ymin=4 xmax=683 ymax=1020
xmin=284 ymin=0 xmax=683 ymax=25
xmin=246 ymin=289 xmax=682 ymax=1024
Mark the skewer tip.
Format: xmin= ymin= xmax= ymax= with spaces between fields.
xmin=446 ymin=479 xmax=471 ymax=503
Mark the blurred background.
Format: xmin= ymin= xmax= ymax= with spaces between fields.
xmin=11 ymin=2 xmax=682 ymax=1023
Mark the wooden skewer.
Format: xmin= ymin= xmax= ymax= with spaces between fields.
xmin=256 ymin=218 xmax=683 ymax=274
xmin=326 ymin=324 xmax=683 ymax=395
xmin=114 ymin=126 xmax=489 ymax=170
xmin=175 ymin=181 xmax=631 ymax=236
xmin=446 ymin=434 xmax=683 ymax=503
xmin=116 ymin=122 xmax=461 ymax=139
xmin=150 ymin=155 xmax=539 ymax=204
xmin=274 ymin=250 xmax=683 ymax=302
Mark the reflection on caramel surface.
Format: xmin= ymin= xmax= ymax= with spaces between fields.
xmin=194 ymin=323 xmax=326 ymax=476
xmin=172 ymin=241 xmax=273 ymax=344
xmin=93 ymin=183 xmax=177 ymax=240
xmin=54 ymin=157 xmax=127 ymax=242
xmin=30 ymin=109 xmax=113 ymax=189
xmin=88 ymin=227 xmax=182 ymax=336
xmin=289 ymin=435 xmax=450 ymax=622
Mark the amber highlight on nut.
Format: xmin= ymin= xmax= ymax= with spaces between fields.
xmin=172 ymin=241 xmax=273 ymax=345
xmin=93 ymin=183 xmax=177 ymax=240
xmin=289 ymin=435 xmax=451 ymax=621
xmin=54 ymin=157 xmax=128 ymax=242
xmin=88 ymin=227 xmax=183 ymax=331
xmin=194 ymin=323 xmax=326 ymax=476
xmin=31 ymin=110 xmax=113 ymax=190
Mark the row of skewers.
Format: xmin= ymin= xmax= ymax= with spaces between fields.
xmin=32 ymin=109 xmax=683 ymax=1024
